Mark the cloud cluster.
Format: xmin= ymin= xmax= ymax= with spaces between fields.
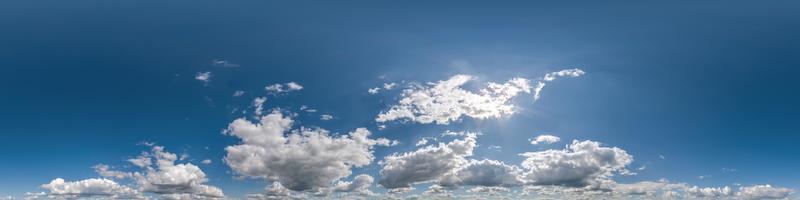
xmin=377 ymin=131 xmax=640 ymax=196
xmin=265 ymin=82 xmax=303 ymax=93
xmin=28 ymin=72 xmax=797 ymax=200
xmin=40 ymin=178 xmax=142 ymax=199
xmin=376 ymin=75 xmax=532 ymax=124
xmin=37 ymin=146 xmax=223 ymax=199
xmin=108 ymin=146 xmax=225 ymax=199
xmin=379 ymin=133 xmax=477 ymax=189
xmin=519 ymin=140 xmax=633 ymax=189
xmin=737 ymin=185 xmax=794 ymax=200
xmin=224 ymin=111 xmax=394 ymax=192
xmin=608 ymin=180 xmax=794 ymax=200
xmin=333 ymin=174 xmax=376 ymax=196
xmin=509 ymin=179 xmax=795 ymax=200
xmin=438 ymin=159 xmax=524 ymax=188
xmin=376 ymin=69 xmax=585 ymax=125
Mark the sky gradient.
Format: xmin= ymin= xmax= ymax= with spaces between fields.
xmin=1 ymin=1 xmax=799 ymax=199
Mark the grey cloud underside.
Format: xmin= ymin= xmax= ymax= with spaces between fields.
xmin=378 ymin=133 xmax=634 ymax=191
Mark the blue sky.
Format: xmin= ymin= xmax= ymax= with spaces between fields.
xmin=1 ymin=1 xmax=799 ymax=199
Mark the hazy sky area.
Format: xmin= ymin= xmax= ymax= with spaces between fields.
xmin=0 ymin=1 xmax=798 ymax=199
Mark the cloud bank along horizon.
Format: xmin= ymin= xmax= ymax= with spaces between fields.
xmin=27 ymin=69 xmax=795 ymax=200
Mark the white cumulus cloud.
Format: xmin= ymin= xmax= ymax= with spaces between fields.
xmin=519 ymin=140 xmax=633 ymax=189
xmin=195 ymin=72 xmax=211 ymax=84
xmin=40 ymin=178 xmax=143 ymax=199
xmin=265 ymin=82 xmax=304 ymax=93
xmin=377 ymin=75 xmax=532 ymax=125
xmin=379 ymin=134 xmax=477 ymax=189
xmin=530 ymin=134 xmax=560 ymax=145
xmin=38 ymin=146 xmax=223 ymax=199
xmin=224 ymin=111 xmax=393 ymax=191
xmin=736 ymin=185 xmax=794 ymax=200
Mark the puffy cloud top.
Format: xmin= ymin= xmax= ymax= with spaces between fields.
xmin=379 ymin=134 xmax=477 ymax=189
xmin=265 ymin=82 xmax=303 ymax=93
xmin=224 ymin=111 xmax=393 ymax=191
xmin=520 ymin=140 xmax=633 ymax=188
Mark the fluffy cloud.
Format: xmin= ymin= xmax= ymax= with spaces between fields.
xmin=129 ymin=146 xmax=224 ymax=198
xmin=533 ymin=68 xmax=585 ymax=101
xmin=195 ymin=72 xmax=211 ymax=84
xmin=610 ymin=179 xmax=692 ymax=199
xmin=686 ymin=186 xmax=733 ymax=198
xmin=265 ymin=82 xmax=303 ymax=93
xmin=736 ymin=185 xmax=794 ymax=200
xmin=530 ymin=134 xmax=560 ymax=145
xmin=438 ymin=159 xmax=524 ymax=188
xmin=376 ymin=75 xmax=531 ymax=124
xmin=333 ymin=174 xmax=375 ymax=196
xmin=40 ymin=178 xmax=143 ymax=199
xmin=519 ymin=140 xmax=633 ymax=189
xmin=379 ymin=134 xmax=477 ymax=189
xmin=92 ymin=146 xmax=225 ymax=199
xmin=38 ymin=146 xmax=223 ymax=199
xmin=252 ymin=97 xmax=267 ymax=116
xmin=224 ymin=111 xmax=393 ymax=191
xmin=415 ymin=137 xmax=430 ymax=147
xmin=377 ymin=70 xmax=584 ymax=125
xmin=381 ymin=135 xmax=635 ymax=193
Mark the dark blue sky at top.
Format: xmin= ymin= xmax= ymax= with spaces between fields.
xmin=0 ymin=0 xmax=798 ymax=197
